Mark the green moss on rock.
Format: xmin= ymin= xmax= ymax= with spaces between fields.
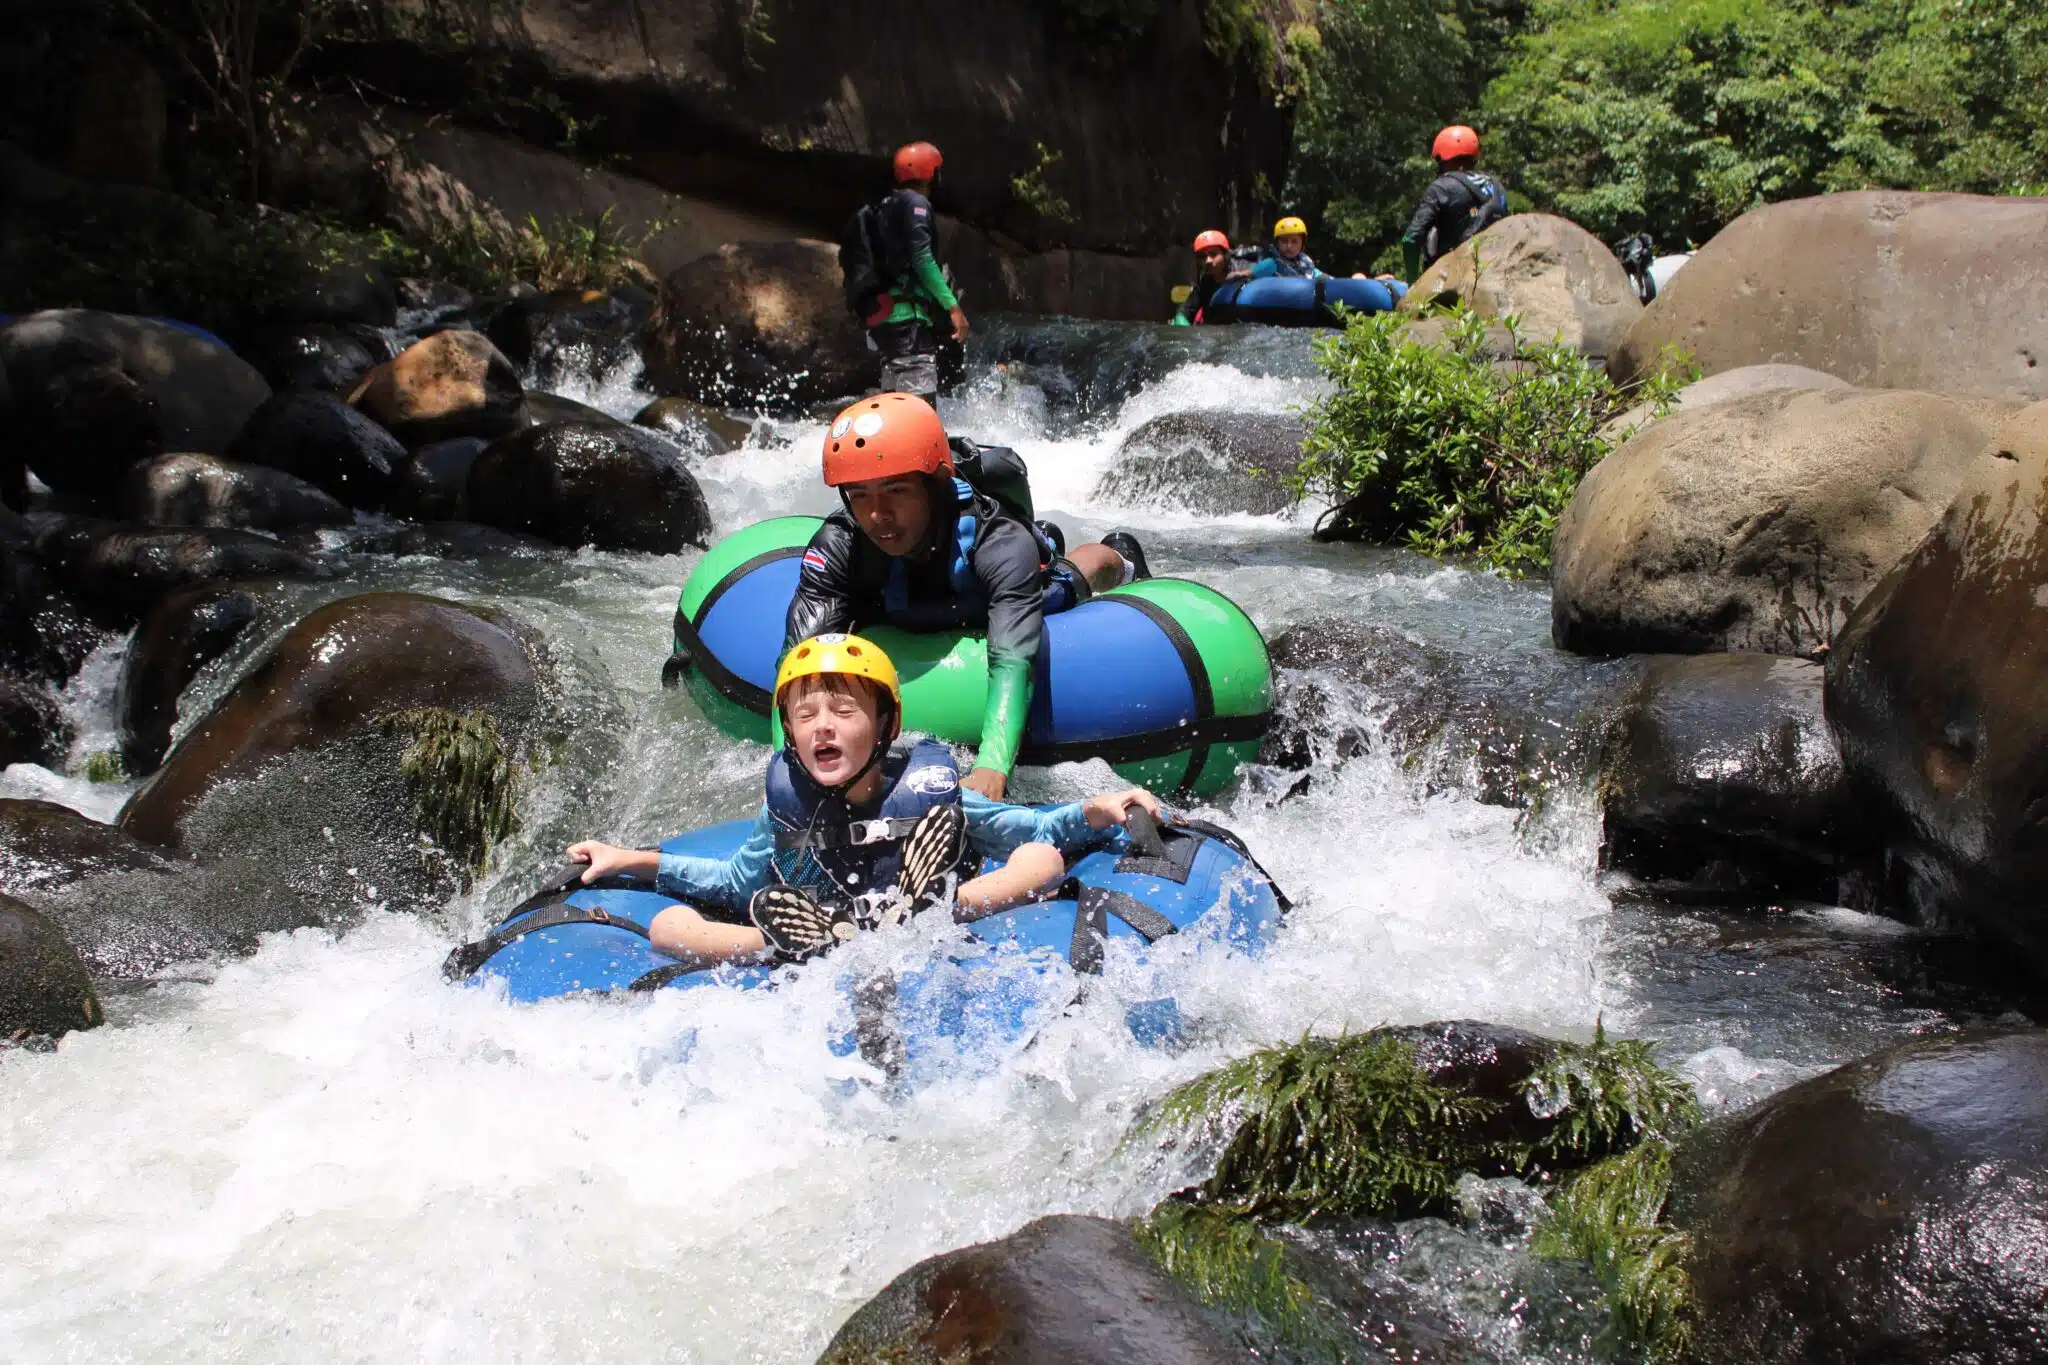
xmin=381 ymin=708 xmax=520 ymax=880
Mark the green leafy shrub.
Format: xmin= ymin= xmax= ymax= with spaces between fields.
xmin=1291 ymin=306 xmax=1689 ymax=577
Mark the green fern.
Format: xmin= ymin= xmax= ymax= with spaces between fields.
xmin=1534 ymin=1138 xmax=1696 ymax=1360
xmin=382 ymin=708 xmax=520 ymax=880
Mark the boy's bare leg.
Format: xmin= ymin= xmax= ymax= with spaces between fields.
xmin=650 ymin=905 xmax=770 ymax=962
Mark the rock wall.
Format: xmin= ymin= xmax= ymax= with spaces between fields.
xmin=319 ymin=0 xmax=1292 ymax=318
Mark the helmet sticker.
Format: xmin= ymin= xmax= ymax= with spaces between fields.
xmin=814 ymin=632 xmax=848 ymax=644
xmin=830 ymin=416 xmax=851 ymax=438
xmin=852 ymin=413 xmax=886 ymax=438
xmin=903 ymin=765 xmax=958 ymax=796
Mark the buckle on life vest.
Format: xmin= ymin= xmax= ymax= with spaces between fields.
xmin=845 ymin=818 xmax=901 ymax=847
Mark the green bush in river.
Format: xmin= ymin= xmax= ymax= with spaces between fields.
xmin=1291 ymin=306 xmax=1689 ymax=578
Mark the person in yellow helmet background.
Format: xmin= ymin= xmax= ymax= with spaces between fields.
xmin=1250 ymin=215 xmax=1324 ymax=281
xmin=565 ymin=632 xmax=1165 ymax=963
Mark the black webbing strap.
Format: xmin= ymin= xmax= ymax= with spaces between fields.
xmin=775 ymin=816 xmax=922 ymax=852
xmin=955 ymin=878 xmax=1182 ymax=975
xmin=628 ymin=954 xmax=719 ymax=992
xmin=1174 ymin=817 xmax=1295 ymax=914
xmin=443 ymin=897 xmax=652 ymax=980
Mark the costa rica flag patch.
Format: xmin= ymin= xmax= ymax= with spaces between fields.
xmin=802 ymin=548 xmax=828 ymax=572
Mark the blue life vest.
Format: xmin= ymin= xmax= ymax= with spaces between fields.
xmin=880 ymin=478 xmax=1060 ymax=629
xmin=765 ymin=737 xmax=964 ymax=901
xmin=1262 ymin=249 xmax=1319 ymax=279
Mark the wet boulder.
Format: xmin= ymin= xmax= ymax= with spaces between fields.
xmin=0 ymin=798 xmax=184 ymax=890
xmin=521 ymin=390 xmax=618 ymax=428
xmin=119 ymin=593 xmax=545 ymax=911
xmin=116 ymin=584 xmax=262 ymax=775
xmin=1601 ymin=654 xmax=1848 ymax=903
xmin=225 ymin=389 xmax=406 ymax=507
xmin=817 ymin=1215 xmax=1241 ymax=1365
xmin=0 ymin=674 xmax=67 ymax=769
xmin=0 ymin=893 xmax=103 ymax=1042
xmin=466 ymin=420 xmax=712 ymax=553
xmin=634 ymin=396 xmax=748 ymax=454
xmin=32 ymin=519 xmax=321 ymax=628
xmin=1400 ymin=213 xmax=1644 ymax=360
xmin=343 ymin=521 xmax=559 ymax=561
xmin=483 ymin=285 xmax=653 ymax=386
xmin=0 ymin=310 xmax=270 ymax=473
xmin=643 ymin=239 xmax=877 ymax=407
xmin=1826 ymin=400 xmax=2048 ymax=965
xmin=1098 ymin=410 xmax=1307 ymax=516
xmin=236 ymin=322 xmax=394 ymax=395
xmin=0 ymin=343 xmax=160 ymax=501
xmin=1670 ymin=1028 xmax=2048 ymax=1364
xmin=347 ymin=329 xmax=526 ymax=447
xmin=390 ymin=437 xmax=488 ymax=521
xmin=118 ymin=452 xmax=352 ymax=532
xmin=0 ymin=508 xmax=99 ymax=682
xmin=1553 ymin=388 xmax=2015 ymax=658
xmin=1611 ymin=191 xmax=2048 ymax=404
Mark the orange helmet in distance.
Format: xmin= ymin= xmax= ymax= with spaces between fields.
xmin=822 ymin=393 xmax=954 ymax=487
xmin=1432 ymin=125 xmax=1481 ymax=161
xmin=1192 ymin=229 xmax=1231 ymax=254
xmin=892 ymin=141 xmax=944 ymax=183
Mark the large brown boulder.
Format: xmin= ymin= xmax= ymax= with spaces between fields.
xmin=816 ymin=1215 xmax=1241 ymax=1365
xmin=1825 ymin=401 xmax=2048 ymax=966
xmin=1611 ymin=192 xmax=2048 ymax=403
xmin=1399 ymin=213 xmax=1643 ymax=359
xmin=1671 ymin=1028 xmax=2048 ymax=1364
xmin=1553 ymin=388 xmax=2015 ymax=658
xmin=0 ymin=893 xmax=102 ymax=1042
xmin=347 ymin=330 xmax=526 ymax=447
xmin=119 ymin=593 xmax=543 ymax=886
xmin=642 ymin=240 xmax=877 ymax=407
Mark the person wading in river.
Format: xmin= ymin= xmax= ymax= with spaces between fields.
xmin=567 ymin=633 xmax=1164 ymax=962
xmin=785 ymin=392 xmax=1150 ymax=801
xmin=1401 ymin=125 xmax=1511 ymax=281
xmin=840 ymin=141 xmax=969 ymax=405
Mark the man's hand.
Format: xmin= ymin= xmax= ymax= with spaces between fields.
xmin=1083 ymin=788 xmax=1165 ymax=830
xmin=962 ymin=766 xmax=1007 ymax=800
xmin=949 ymin=305 xmax=971 ymax=342
xmin=567 ymin=841 xmax=659 ymax=884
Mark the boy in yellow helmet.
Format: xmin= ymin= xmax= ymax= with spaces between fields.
xmin=568 ymin=633 xmax=1163 ymax=963
xmin=1250 ymin=215 xmax=1324 ymax=280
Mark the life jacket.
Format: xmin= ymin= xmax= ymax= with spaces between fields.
xmin=879 ymin=473 xmax=1060 ymax=628
xmin=1430 ymin=172 xmax=1510 ymax=262
xmin=1260 ymin=247 xmax=1320 ymax=279
xmin=765 ymin=737 xmax=964 ymax=902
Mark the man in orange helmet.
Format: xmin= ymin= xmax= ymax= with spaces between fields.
xmin=785 ymin=393 xmax=1148 ymax=801
xmin=855 ymin=140 xmax=970 ymax=404
xmin=1401 ymin=125 xmax=1510 ymax=281
xmin=1172 ymin=229 xmax=1250 ymax=326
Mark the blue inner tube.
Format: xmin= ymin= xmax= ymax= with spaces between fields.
xmin=447 ymin=814 xmax=1288 ymax=1060
xmin=1202 ymin=275 xmax=1407 ymax=328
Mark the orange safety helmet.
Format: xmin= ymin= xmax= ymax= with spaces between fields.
xmin=1432 ymin=125 xmax=1481 ymax=162
xmin=1192 ymin=229 xmax=1231 ymax=254
xmin=892 ymin=141 xmax=944 ymax=184
xmin=822 ymin=393 xmax=954 ymax=487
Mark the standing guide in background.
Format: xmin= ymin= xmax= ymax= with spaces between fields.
xmin=1401 ymin=125 xmax=1510 ymax=280
xmin=839 ymin=141 xmax=969 ymax=404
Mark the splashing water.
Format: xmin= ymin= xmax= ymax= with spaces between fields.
xmin=0 ymin=319 xmax=1990 ymax=1362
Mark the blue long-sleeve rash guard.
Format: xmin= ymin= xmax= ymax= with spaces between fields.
xmin=655 ymin=792 xmax=1100 ymax=913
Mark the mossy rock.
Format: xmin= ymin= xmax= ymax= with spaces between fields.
xmin=0 ymin=892 xmax=103 ymax=1041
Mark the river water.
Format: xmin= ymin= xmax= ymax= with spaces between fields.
xmin=0 ymin=320 xmax=2011 ymax=1362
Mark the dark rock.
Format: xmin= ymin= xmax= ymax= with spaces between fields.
xmin=0 ymin=798 xmax=184 ymax=890
xmin=643 ymin=240 xmax=876 ymax=408
xmin=817 ymin=1215 xmax=1241 ymax=1365
xmin=0 ymin=673 xmax=67 ymax=768
xmin=634 ymin=396 xmax=748 ymax=454
xmin=116 ymin=584 xmax=261 ymax=775
xmin=0 ymin=893 xmax=102 ymax=1041
xmin=395 ymin=277 xmax=474 ymax=321
xmin=278 ymin=238 xmax=398 ymax=328
xmin=236 ymin=323 xmax=394 ymax=395
xmin=1377 ymin=1020 xmax=1582 ymax=1170
xmin=1826 ymin=400 xmax=2048 ymax=963
xmin=119 ymin=592 xmax=543 ymax=865
xmin=0 ymin=309 xmax=270 ymax=459
xmin=467 ymin=421 xmax=712 ymax=553
xmin=33 ymin=518 xmax=323 ymax=628
xmin=345 ymin=521 xmax=560 ymax=560
xmin=118 ymin=452 xmax=353 ymax=532
xmin=390 ymin=437 xmax=487 ymax=521
xmin=1601 ymin=654 xmax=1849 ymax=903
xmin=226 ymin=389 xmax=406 ymax=507
xmin=483 ymin=287 xmax=652 ymax=386
xmin=348 ymin=330 xmax=525 ymax=447
xmin=521 ymin=390 xmax=618 ymax=428
xmin=1098 ymin=410 xmax=1307 ymax=516
xmin=0 ymin=509 xmax=99 ymax=682
xmin=0 ymin=354 xmax=20 ymax=510
xmin=1671 ymin=1028 xmax=2048 ymax=1364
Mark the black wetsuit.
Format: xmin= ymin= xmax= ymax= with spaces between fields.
xmin=1174 ymin=271 xmax=1243 ymax=325
xmin=869 ymin=188 xmax=958 ymax=401
xmin=1402 ymin=170 xmax=1510 ymax=277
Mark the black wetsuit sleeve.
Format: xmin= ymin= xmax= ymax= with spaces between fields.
xmin=1403 ymin=175 xmax=1470 ymax=255
xmin=968 ymin=517 xmax=1047 ymax=776
xmin=783 ymin=514 xmax=861 ymax=650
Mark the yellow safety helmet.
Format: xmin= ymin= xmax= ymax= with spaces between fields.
xmin=774 ymin=632 xmax=902 ymax=713
xmin=1273 ymin=215 xmax=1308 ymax=238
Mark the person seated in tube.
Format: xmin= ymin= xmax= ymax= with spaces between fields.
xmin=1172 ymin=229 xmax=1252 ymax=325
xmin=783 ymin=391 xmax=1151 ymax=801
xmin=1249 ymin=215 xmax=1375 ymax=282
xmin=567 ymin=633 xmax=1164 ymax=963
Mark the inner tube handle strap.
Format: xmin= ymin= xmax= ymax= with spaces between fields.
xmin=954 ymin=879 xmax=1177 ymax=974
xmin=443 ymin=897 xmax=652 ymax=981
